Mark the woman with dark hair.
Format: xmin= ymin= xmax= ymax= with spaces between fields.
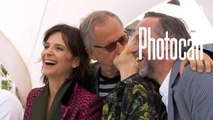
xmin=24 ymin=24 xmax=103 ymax=120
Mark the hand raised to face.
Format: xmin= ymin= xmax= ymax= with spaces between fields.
xmin=113 ymin=44 xmax=139 ymax=80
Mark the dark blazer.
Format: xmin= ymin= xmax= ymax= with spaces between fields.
xmin=168 ymin=60 xmax=213 ymax=120
xmin=24 ymin=83 xmax=103 ymax=120
xmin=87 ymin=62 xmax=100 ymax=95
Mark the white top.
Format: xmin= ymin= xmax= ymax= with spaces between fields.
xmin=0 ymin=89 xmax=23 ymax=120
xmin=159 ymin=69 xmax=171 ymax=112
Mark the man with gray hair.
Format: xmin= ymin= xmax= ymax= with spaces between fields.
xmin=80 ymin=10 xmax=129 ymax=99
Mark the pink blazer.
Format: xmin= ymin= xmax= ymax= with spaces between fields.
xmin=24 ymin=83 xmax=103 ymax=120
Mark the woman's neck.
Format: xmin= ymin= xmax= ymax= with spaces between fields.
xmin=46 ymin=76 xmax=66 ymax=113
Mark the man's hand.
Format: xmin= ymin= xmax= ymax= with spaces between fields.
xmin=113 ymin=45 xmax=138 ymax=80
xmin=180 ymin=50 xmax=213 ymax=76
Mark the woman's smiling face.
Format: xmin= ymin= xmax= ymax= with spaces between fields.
xmin=41 ymin=32 xmax=77 ymax=79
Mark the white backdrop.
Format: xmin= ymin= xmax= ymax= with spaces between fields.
xmin=0 ymin=0 xmax=212 ymax=106
xmin=0 ymin=0 xmax=167 ymax=105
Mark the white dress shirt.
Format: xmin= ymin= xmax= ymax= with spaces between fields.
xmin=159 ymin=69 xmax=171 ymax=112
xmin=0 ymin=89 xmax=23 ymax=120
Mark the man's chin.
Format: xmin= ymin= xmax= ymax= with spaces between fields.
xmin=138 ymin=58 xmax=151 ymax=77
xmin=138 ymin=58 xmax=145 ymax=68
xmin=138 ymin=70 xmax=148 ymax=77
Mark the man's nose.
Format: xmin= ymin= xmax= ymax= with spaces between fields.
xmin=115 ymin=42 xmax=125 ymax=54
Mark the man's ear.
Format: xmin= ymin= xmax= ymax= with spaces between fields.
xmin=71 ymin=57 xmax=80 ymax=68
xmin=88 ymin=48 xmax=97 ymax=60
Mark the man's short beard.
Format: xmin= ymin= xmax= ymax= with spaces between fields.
xmin=139 ymin=59 xmax=155 ymax=79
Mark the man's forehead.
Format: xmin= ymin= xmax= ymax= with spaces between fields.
xmin=140 ymin=17 xmax=159 ymax=26
xmin=134 ymin=17 xmax=159 ymax=33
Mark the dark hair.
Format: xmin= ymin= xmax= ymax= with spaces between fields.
xmin=144 ymin=12 xmax=192 ymax=55
xmin=42 ymin=24 xmax=90 ymax=87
